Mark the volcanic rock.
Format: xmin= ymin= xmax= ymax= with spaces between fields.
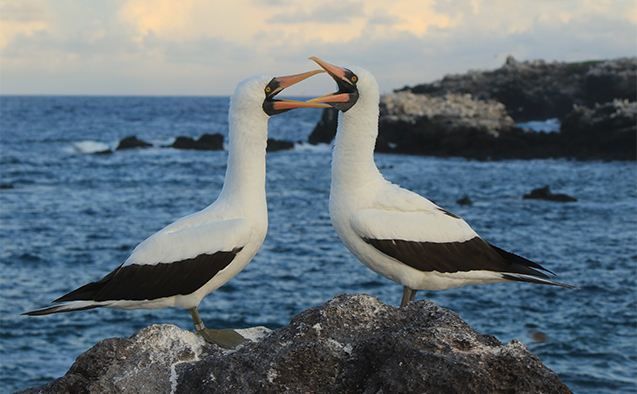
xmin=116 ymin=136 xmax=153 ymax=150
xmin=558 ymin=99 xmax=636 ymax=160
xmin=172 ymin=133 xmax=224 ymax=150
xmin=374 ymin=92 xmax=530 ymax=159
xmin=308 ymin=107 xmax=338 ymax=145
xmin=308 ymin=58 xmax=636 ymax=161
xmin=523 ymin=186 xmax=577 ymax=202
xmin=401 ymin=57 xmax=636 ymax=122
xmin=266 ymin=139 xmax=295 ymax=152
xmin=18 ymin=294 xmax=573 ymax=394
xmin=457 ymin=195 xmax=473 ymax=206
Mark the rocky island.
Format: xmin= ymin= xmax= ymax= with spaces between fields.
xmin=18 ymin=294 xmax=572 ymax=394
xmin=309 ymin=57 xmax=636 ymax=160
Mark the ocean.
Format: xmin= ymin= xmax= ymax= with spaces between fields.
xmin=1 ymin=96 xmax=635 ymax=393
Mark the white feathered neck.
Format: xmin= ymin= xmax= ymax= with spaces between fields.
xmin=331 ymin=67 xmax=385 ymax=191
xmin=217 ymin=75 xmax=271 ymax=211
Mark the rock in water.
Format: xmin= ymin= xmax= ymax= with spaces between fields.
xmin=524 ymin=185 xmax=577 ymax=202
xmin=172 ymin=133 xmax=224 ymax=150
xmin=116 ymin=136 xmax=152 ymax=150
xmin=308 ymin=108 xmax=338 ymax=145
xmin=18 ymin=294 xmax=573 ymax=394
xmin=559 ymin=100 xmax=636 ymax=161
xmin=457 ymin=195 xmax=473 ymax=206
xmin=266 ymin=139 xmax=295 ymax=152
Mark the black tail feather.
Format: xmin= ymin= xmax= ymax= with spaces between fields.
xmin=22 ymin=303 xmax=104 ymax=316
xmin=52 ymin=264 xmax=122 ymax=303
xmin=488 ymin=243 xmax=555 ymax=278
xmin=501 ymin=273 xmax=579 ymax=289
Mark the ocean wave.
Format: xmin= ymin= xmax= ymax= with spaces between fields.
xmin=293 ymin=142 xmax=332 ymax=152
xmin=70 ymin=140 xmax=112 ymax=154
xmin=517 ymin=118 xmax=561 ymax=133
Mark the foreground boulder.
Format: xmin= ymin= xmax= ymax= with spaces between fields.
xmin=18 ymin=294 xmax=572 ymax=394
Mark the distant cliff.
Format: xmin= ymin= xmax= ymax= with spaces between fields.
xmin=309 ymin=57 xmax=636 ymax=161
xmin=398 ymin=56 xmax=636 ymax=122
xmin=17 ymin=294 xmax=572 ymax=394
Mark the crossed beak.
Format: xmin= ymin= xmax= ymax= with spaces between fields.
xmin=266 ymin=70 xmax=331 ymax=114
xmin=306 ymin=57 xmax=359 ymax=112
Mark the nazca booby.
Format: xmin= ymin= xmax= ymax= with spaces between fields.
xmin=23 ymin=71 xmax=329 ymax=348
xmin=308 ymin=57 xmax=577 ymax=307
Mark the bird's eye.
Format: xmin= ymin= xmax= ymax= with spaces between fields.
xmin=351 ymin=76 xmax=358 ymax=83
xmin=265 ymin=87 xmax=272 ymax=93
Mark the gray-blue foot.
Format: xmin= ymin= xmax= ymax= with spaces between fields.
xmin=197 ymin=327 xmax=249 ymax=349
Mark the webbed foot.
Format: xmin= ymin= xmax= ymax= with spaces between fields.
xmin=197 ymin=327 xmax=250 ymax=349
xmin=189 ymin=306 xmax=250 ymax=349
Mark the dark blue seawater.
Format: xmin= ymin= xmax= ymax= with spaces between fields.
xmin=1 ymin=96 xmax=635 ymax=393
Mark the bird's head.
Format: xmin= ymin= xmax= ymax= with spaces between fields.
xmin=306 ymin=57 xmax=379 ymax=113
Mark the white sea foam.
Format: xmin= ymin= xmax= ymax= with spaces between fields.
xmin=517 ymin=118 xmax=561 ymax=133
xmin=293 ymin=142 xmax=332 ymax=152
xmin=71 ymin=140 xmax=112 ymax=154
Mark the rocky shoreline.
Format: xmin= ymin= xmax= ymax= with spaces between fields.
xmin=17 ymin=294 xmax=573 ymax=394
xmin=309 ymin=57 xmax=636 ymax=161
xmin=99 ymin=134 xmax=298 ymax=154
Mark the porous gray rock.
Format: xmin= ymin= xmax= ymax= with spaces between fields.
xmin=15 ymin=325 xmax=221 ymax=394
xmin=401 ymin=57 xmax=636 ymax=122
xmin=18 ymin=294 xmax=573 ymax=394
xmin=381 ymin=92 xmax=516 ymax=137
xmin=374 ymin=92 xmax=532 ymax=159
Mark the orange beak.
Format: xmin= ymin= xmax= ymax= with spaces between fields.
xmin=306 ymin=57 xmax=359 ymax=112
xmin=270 ymin=69 xmax=324 ymax=95
xmin=266 ymin=70 xmax=331 ymax=114
xmin=309 ymin=57 xmax=348 ymax=80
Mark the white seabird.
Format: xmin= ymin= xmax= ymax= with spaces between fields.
xmin=308 ymin=57 xmax=577 ymax=307
xmin=24 ymin=71 xmax=329 ymax=348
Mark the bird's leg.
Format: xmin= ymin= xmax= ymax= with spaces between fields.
xmin=400 ymin=286 xmax=417 ymax=307
xmin=188 ymin=306 xmax=249 ymax=349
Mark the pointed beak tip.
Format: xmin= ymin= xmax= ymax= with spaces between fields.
xmin=275 ymin=69 xmax=325 ymax=90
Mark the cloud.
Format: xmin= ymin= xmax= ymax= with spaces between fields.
xmin=267 ymin=1 xmax=365 ymax=24
xmin=0 ymin=0 xmax=634 ymax=95
xmin=0 ymin=0 xmax=51 ymax=48
xmin=367 ymin=9 xmax=405 ymax=26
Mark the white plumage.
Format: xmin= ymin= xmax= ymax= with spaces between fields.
xmin=24 ymin=72 xmax=327 ymax=347
xmin=309 ymin=57 xmax=576 ymax=306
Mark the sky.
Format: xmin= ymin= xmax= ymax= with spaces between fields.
xmin=1 ymin=0 xmax=635 ymax=96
